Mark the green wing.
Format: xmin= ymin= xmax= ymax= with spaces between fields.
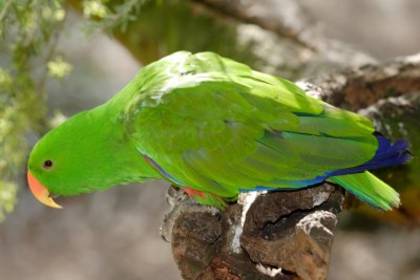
xmin=123 ymin=52 xmax=378 ymax=200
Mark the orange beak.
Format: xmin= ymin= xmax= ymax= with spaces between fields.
xmin=27 ymin=171 xmax=62 ymax=209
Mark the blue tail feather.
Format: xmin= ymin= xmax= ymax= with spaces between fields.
xmin=241 ymin=133 xmax=410 ymax=193
xmin=328 ymin=133 xmax=410 ymax=177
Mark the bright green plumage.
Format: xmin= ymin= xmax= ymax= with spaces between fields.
xmin=27 ymin=51 xmax=405 ymax=210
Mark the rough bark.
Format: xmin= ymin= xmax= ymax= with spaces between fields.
xmin=306 ymin=54 xmax=420 ymax=110
xmin=161 ymin=184 xmax=344 ymax=280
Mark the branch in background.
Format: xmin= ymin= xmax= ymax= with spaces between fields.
xmin=307 ymin=54 xmax=420 ymax=110
xmin=190 ymin=0 xmax=375 ymax=79
xmin=191 ymin=0 xmax=317 ymax=51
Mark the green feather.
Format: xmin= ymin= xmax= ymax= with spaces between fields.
xmin=124 ymin=53 xmax=370 ymax=192
xmin=328 ymin=172 xmax=400 ymax=210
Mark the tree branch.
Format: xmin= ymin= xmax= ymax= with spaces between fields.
xmin=191 ymin=0 xmax=318 ymax=51
xmin=307 ymin=54 xmax=420 ymax=110
xmin=162 ymin=184 xmax=344 ymax=280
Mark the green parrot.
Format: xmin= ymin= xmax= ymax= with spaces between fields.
xmin=27 ymin=51 xmax=410 ymax=210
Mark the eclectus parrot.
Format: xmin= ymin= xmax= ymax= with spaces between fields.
xmin=27 ymin=51 xmax=410 ymax=210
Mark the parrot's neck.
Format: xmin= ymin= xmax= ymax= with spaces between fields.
xmin=87 ymin=105 xmax=162 ymax=190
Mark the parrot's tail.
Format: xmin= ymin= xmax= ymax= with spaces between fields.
xmin=328 ymin=134 xmax=410 ymax=177
xmin=327 ymin=171 xmax=400 ymax=211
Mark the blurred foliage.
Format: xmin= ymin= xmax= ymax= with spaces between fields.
xmin=0 ymin=180 xmax=17 ymax=220
xmin=82 ymin=0 xmax=109 ymax=19
xmin=47 ymin=56 xmax=73 ymax=78
xmin=80 ymin=0 xmax=149 ymax=29
xmin=0 ymin=0 xmax=70 ymax=221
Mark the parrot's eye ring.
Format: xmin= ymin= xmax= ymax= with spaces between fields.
xmin=43 ymin=160 xmax=53 ymax=169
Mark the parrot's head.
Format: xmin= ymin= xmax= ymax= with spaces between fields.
xmin=27 ymin=108 xmax=154 ymax=209
xmin=27 ymin=111 xmax=107 ymax=208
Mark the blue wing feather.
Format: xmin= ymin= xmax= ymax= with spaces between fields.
xmin=241 ymin=133 xmax=410 ymax=192
xmin=327 ymin=133 xmax=410 ymax=177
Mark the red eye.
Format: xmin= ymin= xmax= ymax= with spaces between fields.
xmin=43 ymin=160 xmax=53 ymax=169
